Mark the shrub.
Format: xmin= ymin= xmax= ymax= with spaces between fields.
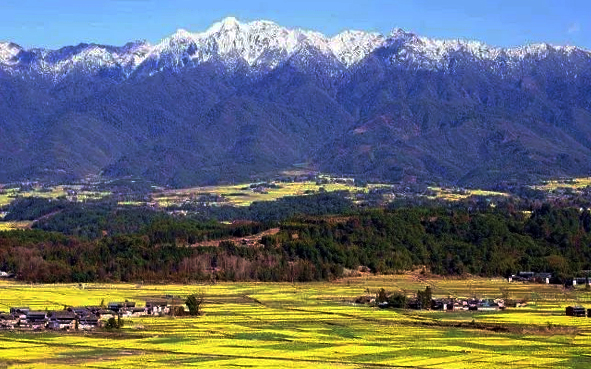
xmin=105 ymin=316 xmax=124 ymax=329
xmin=186 ymin=292 xmax=205 ymax=316
xmin=388 ymin=292 xmax=408 ymax=308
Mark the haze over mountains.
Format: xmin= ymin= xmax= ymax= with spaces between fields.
xmin=1 ymin=17 xmax=591 ymax=187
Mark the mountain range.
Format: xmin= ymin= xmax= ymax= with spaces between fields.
xmin=1 ymin=17 xmax=591 ymax=187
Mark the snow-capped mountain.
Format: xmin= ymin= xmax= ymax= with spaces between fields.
xmin=2 ymin=17 xmax=591 ymax=188
xmin=0 ymin=40 xmax=152 ymax=81
xmin=1 ymin=17 xmax=589 ymax=82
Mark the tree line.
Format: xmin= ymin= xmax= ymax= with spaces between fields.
xmin=2 ymin=199 xmax=591 ymax=282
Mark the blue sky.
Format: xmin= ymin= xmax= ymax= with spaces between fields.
xmin=1 ymin=0 xmax=589 ymax=50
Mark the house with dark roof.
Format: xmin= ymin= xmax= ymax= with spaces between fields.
xmin=97 ymin=309 xmax=115 ymax=320
xmin=0 ymin=313 xmax=19 ymax=329
xmin=534 ymin=273 xmax=552 ymax=284
xmin=566 ymin=306 xmax=586 ymax=317
xmin=130 ymin=307 xmax=147 ymax=317
xmin=67 ymin=307 xmax=91 ymax=317
xmin=108 ymin=302 xmax=135 ymax=312
xmin=48 ymin=311 xmax=76 ymax=330
xmin=25 ymin=311 xmax=47 ymax=329
xmin=146 ymin=301 xmax=170 ymax=315
xmin=10 ymin=307 xmax=29 ymax=317
xmin=79 ymin=314 xmax=100 ymax=330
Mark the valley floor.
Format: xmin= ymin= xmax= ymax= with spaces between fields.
xmin=0 ymin=275 xmax=590 ymax=368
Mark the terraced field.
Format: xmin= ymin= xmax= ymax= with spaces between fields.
xmin=0 ymin=275 xmax=590 ymax=368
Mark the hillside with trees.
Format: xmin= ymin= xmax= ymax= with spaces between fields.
xmin=2 ymin=197 xmax=591 ymax=283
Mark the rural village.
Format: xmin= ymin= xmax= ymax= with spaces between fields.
xmin=0 ymin=299 xmax=186 ymax=331
xmin=355 ymin=271 xmax=591 ymax=318
xmin=4 ymin=270 xmax=591 ymax=334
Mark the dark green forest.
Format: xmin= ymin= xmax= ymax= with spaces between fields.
xmin=1 ymin=192 xmax=591 ymax=283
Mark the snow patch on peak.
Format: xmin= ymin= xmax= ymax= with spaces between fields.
xmin=505 ymin=43 xmax=584 ymax=58
xmin=0 ymin=42 xmax=23 ymax=65
xmin=416 ymin=37 xmax=502 ymax=60
xmin=330 ymin=30 xmax=385 ymax=66
xmin=388 ymin=28 xmax=418 ymax=41
xmin=172 ymin=28 xmax=195 ymax=40
xmin=220 ymin=16 xmax=240 ymax=28
xmin=205 ymin=16 xmax=243 ymax=36
xmin=389 ymin=28 xmax=406 ymax=37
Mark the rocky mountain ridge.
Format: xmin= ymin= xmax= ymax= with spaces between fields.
xmin=1 ymin=17 xmax=588 ymax=81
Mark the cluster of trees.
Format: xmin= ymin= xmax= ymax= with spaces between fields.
xmin=3 ymin=197 xmax=68 ymax=221
xmin=172 ymin=191 xmax=354 ymax=223
xmin=3 ymin=199 xmax=591 ymax=283
xmin=267 ymin=205 xmax=591 ymax=278
xmin=104 ymin=316 xmax=125 ymax=329
xmin=0 ymin=229 xmax=332 ymax=283
xmin=375 ymin=286 xmax=431 ymax=309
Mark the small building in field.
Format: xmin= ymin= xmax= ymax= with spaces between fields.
xmin=431 ymin=299 xmax=445 ymax=310
xmin=0 ymin=313 xmax=19 ymax=329
xmin=146 ymin=301 xmax=169 ymax=315
xmin=566 ymin=306 xmax=586 ymax=317
xmin=518 ymin=271 xmax=535 ymax=280
xmin=26 ymin=311 xmax=48 ymax=329
xmin=537 ymin=273 xmax=552 ymax=284
xmin=67 ymin=307 xmax=91 ymax=318
xmin=84 ymin=306 xmax=102 ymax=314
xmin=108 ymin=302 xmax=135 ymax=313
xmin=97 ymin=309 xmax=115 ymax=320
xmin=466 ymin=299 xmax=478 ymax=311
xmin=130 ymin=307 xmax=147 ymax=317
xmin=79 ymin=314 xmax=100 ymax=330
xmin=48 ymin=311 xmax=76 ymax=330
xmin=10 ymin=307 xmax=29 ymax=317
xmin=478 ymin=299 xmax=501 ymax=311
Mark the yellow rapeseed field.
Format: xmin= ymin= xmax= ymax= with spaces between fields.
xmin=0 ymin=275 xmax=590 ymax=368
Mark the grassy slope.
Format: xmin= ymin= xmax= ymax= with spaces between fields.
xmin=0 ymin=275 xmax=590 ymax=368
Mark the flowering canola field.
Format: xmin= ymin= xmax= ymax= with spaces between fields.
xmin=0 ymin=275 xmax=590 ymax=368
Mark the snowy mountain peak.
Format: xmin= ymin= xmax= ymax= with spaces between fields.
xmin=204 ymin=16 xmax=246 ymax=37
xmin=330 ymin=30 xmax=385 ymax=66
xmin=389 ymin=28 xmax=405 ymax=36
xmin=0 ymin=42 xmax=23 ymax=65
xmin=220 ymin=16 xmax=240 ymax=28
xmin=389 ymin=28 xmax=418 ymax=40
xmin=171 ymin=28 xmax=194 ymax=40
xmin=152 ymin=17 xmax=339 ymax=69
xmin=0 ymin=18 xmax=589 ymax=81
